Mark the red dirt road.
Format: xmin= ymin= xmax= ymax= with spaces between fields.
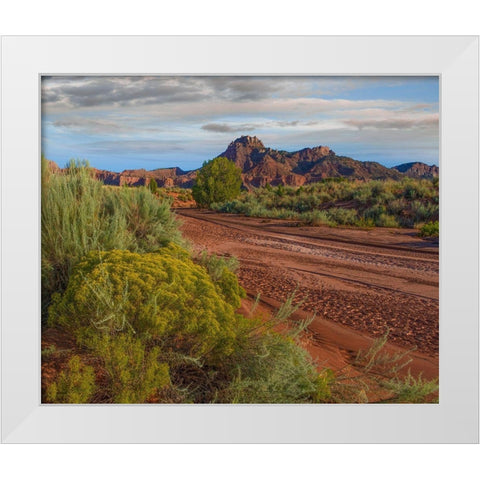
xmin=177 ymin=209 xmax=439 ymax=379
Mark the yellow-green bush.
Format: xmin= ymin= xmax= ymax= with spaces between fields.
xmin=48 ymin=245 xmax=240 ymax=359
xmin=197 ymin=252 xmax=246 ymax=308
xmin=47 ymin=244 xmax=334 ymax=403
xmin=419 ymin=220 xmax=439 ymax=237
xmin=41 ymin=159 xmax=181 ymax=319
xmin=46 ymin=356 xmax=96 ymax=403
xmin=85 ymin=333 xmax=170 ymax=403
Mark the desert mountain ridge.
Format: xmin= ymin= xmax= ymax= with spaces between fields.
xmin=49 ymin=136 xmax=439 ymax=189
xmin=392 ymin=161 xmax=439 ymax=178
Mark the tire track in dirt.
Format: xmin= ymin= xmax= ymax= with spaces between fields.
xmin=178 ymin=208 xmax=438 ymax=258
xmin=289 ymin=265 xmax=434 ymax=300
xmin=178 ymin=209 xmax=438 ymax=274
xmin=177 ymin=209 xmax=439 ymax=357
xmin=237 ymin=263 xmax=438 ymax=356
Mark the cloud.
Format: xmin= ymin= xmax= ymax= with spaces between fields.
xmin=79 ymin=139 xmax=186 ymax=154
xmin=201 ymin=120 xmax=325 ymax=133
xmin=343 ymin=113 xmax=439 ymax=130
xmin=42 ymin=76 xmax=434 ymax=111
xmin=48 ymin=114 xmax=168 ymax=136
xmin=275 ymin=120 xmax=299 ymax=127
xmin=42 ymin=76 xmax=209 ymax=109
xmin=201 ymin=123 xmax=234 ymax=133
xmin=201 ymin=123 xmax=256 ymax=133
xmin=52 ymin=117 xmax=128 ymax=133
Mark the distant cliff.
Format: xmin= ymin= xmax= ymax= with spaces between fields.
xmin=392 ymin=162 xmax=439 ymax=179
xmin=218 ymin=136 xmax=406 ymax=188
xmin=48 ymin=136 xmax=438 ymax=188
xmin=93 ymin=166 xmax=196 ymax=188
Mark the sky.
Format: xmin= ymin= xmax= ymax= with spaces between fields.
xmin=41 ymin=76 xmax=439 ymax=172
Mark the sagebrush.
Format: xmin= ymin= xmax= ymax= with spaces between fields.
xmin=213 ymin=177 xmax=439 ymax=229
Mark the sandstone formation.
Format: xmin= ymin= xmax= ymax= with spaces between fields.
xmin=48 ymin=136 xmax=439 ymax=188
xmin=93 ymin=166 xmax=197 ymax=188
xmin=217 ymin=136 xmax=405 ymax=188
xmin=392 ymin=162 xmax=439 ymax=179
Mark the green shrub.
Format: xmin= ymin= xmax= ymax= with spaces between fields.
xmin=377 ymin=214 xmax=399 ymax=228
xmin=329 ymin=330 xmax=439 ymax=403
xmin=41 ymin=159 xmax=180 ymax=316
xmin=364 ymin=204 xmax=386 ymax=222
xmin=177 ymin=190 xmax=193 ymax=202
xmin=222 ymin=328 xmax=333 ymax=403
xmin=370 ymin=180 xmax=386 ymax=197
xmin=42 ymin=160 xmax=110 ymax=310
xmin=157 ymin=187 xmax=193 ymax=203
xmin=299 ymin=210 xmax=334 ymax=226
xmin=45 ymin=355 xmax=96 ymax=403
xmin=211 ymin=178 xmax=439 ymax=232
xmin=149 ymin=178 xmax=158 ymax=194
xmin=47 ymin=245 xmax=334 ymax=403
xmin=48 ymin=245 xmax=240 ymax=359
xmin=380 ymin=371 xmax=439 ymax=403
xmin=419 ymin=220 xmax=439 ymax=237
xmin=41 ymin=345 xmax=57 ymax=358
xmin=352 ymin=185 xmax=373 ymax=204
xmin=213 ymin=297 xmax=334 ymax=404
xmin=85 ymin=333 xmax=170 ymax=403
xmin=104 ymin=186 xmax=181 ymax=251
xmin=196 ymin=252 xmax=246 ymax=308
xmin=192 ymin=157 xmax=242 ymax=207
xmin=328 ymin=207 xmax=358 ymax=225
xmin=355 ymin=217 xmax=376 ymax=228
xmin=387 ymin=198 xmax=407 ymax=215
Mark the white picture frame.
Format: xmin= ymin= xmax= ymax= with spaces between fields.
xmin=1 ymin=35 xmax=478 ymax=443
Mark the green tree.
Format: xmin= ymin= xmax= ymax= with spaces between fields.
xmin=149 ymin=178 xmax=158 ymax=194
xmin=192 ymin=157 xmax=242 ymax=208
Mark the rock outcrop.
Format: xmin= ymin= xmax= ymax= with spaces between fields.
xmin=392 ymin=162 xmax=439 ymax=179
xmin=46 ymin=136 xmax=439 ymax=189
xmin=218 ymin=136 xmax=405 ymax=188
xmin=94 ymin=166 xmax=197 ymax=188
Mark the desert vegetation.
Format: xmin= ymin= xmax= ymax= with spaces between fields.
xmin=419 ymin=220 xmax=439 ymax=238
xmin=192 ymin=156 xmax=242 ymax=207
xmin=41 ymin=159 xmax=181 ymax=320
xmin=212 ymin=177 xmax=439 ymax=231
xmin=42 ymin=159 xmax=437 ymax=403
xmin=156 ymin=186 xmax=194 ymax=204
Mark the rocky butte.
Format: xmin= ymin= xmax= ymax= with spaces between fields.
xmin=392 ymin=162 xmax=439 ymax=179
xmin=50 ymin=136 xmax=439 ymax=189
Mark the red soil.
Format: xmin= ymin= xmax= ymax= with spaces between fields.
xmin=177 ymin=209 xmax=439 ymax=381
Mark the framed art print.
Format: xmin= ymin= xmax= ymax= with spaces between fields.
xmin=1 ymin=36 xmax=478 ymax=443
